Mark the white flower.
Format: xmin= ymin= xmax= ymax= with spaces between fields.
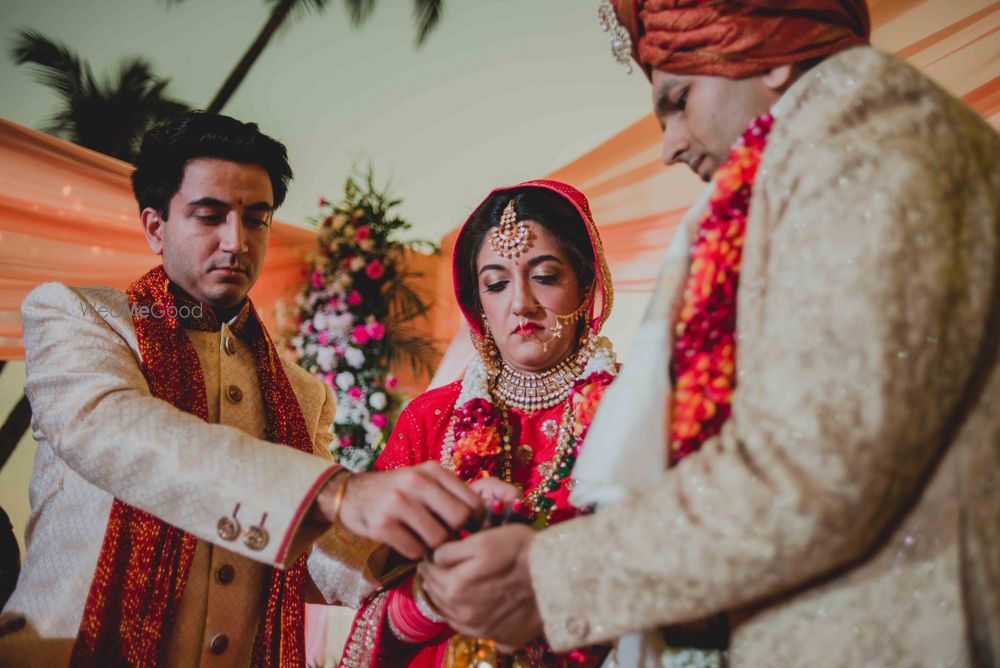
xmin=312 ymin=312 xmax=328 ymax=331
xmin=364 ymin=429 xmax=383 ymax=447
xmin=581 ymin=336 xmax=618 ymax=378
xmin=457 ymin=356 xmax=491 ymax=405
xmin=335 ymin=371 xmax=355 ymax=391
xmin=369 ymin=391 xmax=387 ymax=410
xmin=344 ymin=346 xmax=365 ymax=369
xmin=316 ymin=347 xmax=336 ymax=372
xmin=326 ymin=312 xmax=354 ymax=336
xmin=339 ymin=447 xmax=374 ymax=472
xmin=349 ymin=256 xmax=365 ymax=272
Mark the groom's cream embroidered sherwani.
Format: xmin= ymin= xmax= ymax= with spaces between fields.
xmin=532 ymin=47 xmax=1000 ymax=666
xmin=0 ymin=283 xmax=386 ymax=667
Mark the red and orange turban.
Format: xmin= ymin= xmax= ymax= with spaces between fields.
xmin=609 ymin=0 xmax=871 ymax=79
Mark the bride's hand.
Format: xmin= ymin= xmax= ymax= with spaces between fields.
xmin=469 ymin=476 xmax=521 ymax=505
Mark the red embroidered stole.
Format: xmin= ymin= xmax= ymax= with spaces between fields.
xmin=71 ymin=265 xmax=312 ymax=666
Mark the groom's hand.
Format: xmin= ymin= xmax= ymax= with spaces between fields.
xmin=419 ymin=523 xmax=543 ymax=648
xmin=314 ymin=462 xmax=484 ymax=560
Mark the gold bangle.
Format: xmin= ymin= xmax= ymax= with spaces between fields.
xmin=412 ymin=574 xmax=448 ymax=624
xmin=329 ymin=469 xmax=352 ymax=527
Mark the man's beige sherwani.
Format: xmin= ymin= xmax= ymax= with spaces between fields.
xmin=0 ymin=283 xmax=385 ymax=666
xmin=531 ymin=47 xmax=1000 ymax=666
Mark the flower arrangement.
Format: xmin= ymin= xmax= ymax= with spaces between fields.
xmin=290 ymin=167 xmax=438 ymax=471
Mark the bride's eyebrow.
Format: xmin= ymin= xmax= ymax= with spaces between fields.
xmin=478 ymin=263 xmax=507 ymax=275
xmin=527 ymin=255 xmax=563 ymax=269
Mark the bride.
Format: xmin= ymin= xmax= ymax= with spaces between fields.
xmin=340 ymin=179 xmax=618 ymax=667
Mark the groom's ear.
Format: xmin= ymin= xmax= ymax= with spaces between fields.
xmin=760 ymin=64 xmax=795 ymax=93
xmin=141 ymin=207 xmax=166 ymax=255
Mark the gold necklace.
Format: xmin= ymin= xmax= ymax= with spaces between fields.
xmin=494 ymin=346 xmax=590 ymax=412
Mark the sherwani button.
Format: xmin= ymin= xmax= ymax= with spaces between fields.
xmin=244 ymin=525 xmax=269 ymax=551
xmin=217 ymin=516 xmax=240 ymax=541
xmin=209 ymin=633 xmax=229 ymax=654
xmin=565 ymin=616 xmax=588 ymax=638
xmin=216 ymin=564 xmax=236 ymax=585
xmin=223 ymin=336 xmax=236 ymax=355
xmin=226 ymin=384 xmax=243 ymax=403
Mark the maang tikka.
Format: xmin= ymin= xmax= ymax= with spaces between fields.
xmin=598 ymin=0 xmax=634 ymax=75
xmin=489 ymin=199 xmax=531 ymax=259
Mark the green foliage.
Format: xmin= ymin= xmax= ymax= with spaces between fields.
xmin=10 ymin=28 xmax=190 ymax=163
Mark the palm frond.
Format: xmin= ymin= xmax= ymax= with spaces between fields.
xmin=342 ymin=0 xmax=377 ymax=27
xmin=383 ymin=271 xmax=432 ymax=322
xmin=383 ymin=329 xmax=441 ymax=379
xmin=107 ymin=58 xmax=159 ymax=107
xmin=11 ymin=28 xmax=89 ymax=100
xmin=288 ymin=0 xmax=336 ymax=24
xmin=12 ymin=28 xmax=189 ymax=162
xmin=412 ymin=0 xmax=443 ymax=46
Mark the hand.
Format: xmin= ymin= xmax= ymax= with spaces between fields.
xmin=418 ymin=523 xmax=542 ymax=649
xmin=469 ymin=476 xmax=522 ymax=506
xmin=313 ymin=462 xmax=483 ymax=560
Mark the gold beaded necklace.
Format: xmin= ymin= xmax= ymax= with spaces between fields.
xmin=494 ymin=390 xmax=578 ymax=519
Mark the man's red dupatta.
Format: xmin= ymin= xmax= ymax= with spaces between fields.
xmin=70 ymin=265 xmax=312 ymax=667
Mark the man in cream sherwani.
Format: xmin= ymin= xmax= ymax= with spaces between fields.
xmin=419 ymin=2 xmax=1000 ymax=666
xmin=0 ymin=112 xmax=481 ymax=667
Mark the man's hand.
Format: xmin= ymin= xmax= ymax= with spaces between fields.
xmin=313 ymin=462 xmax=484 ymax=560
xmin=418 ymin=523 xmax=542 ymax=648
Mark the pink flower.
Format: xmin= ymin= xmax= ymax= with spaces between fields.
xmin=317 ymin=330 xmax=330 ymax=346
xmin=327 ymin=295 xmax=341 ymax=308
xmin=356 ymin=226 xmax=371 ymax=241
xmin=365 ymin=259 xmax=385 ymax=280
xmin=366 ymin=321 xmax=385 ymax=341
xmin=322 ymin=372 xmax=334 ymax=387
xmin=322 ymin=215 xmax=333 ymax=227
xmin=339 ymin=435 xmax=353 ymax=448
xmin=319 ymin=197 xmax=329 ymax=207
xmin=310 ymin=271 xmax=323 ymax=289
xmin=371 ymin=413 xmax=388 ymax=429
xmin=351 ymin=325 xmax=370 ymax=345
xmin=385 ymin=375 xmax=399 ymax=390
xmin=341 ymin=256 xmax=355 ymax=270
xmin=347 ymin=386 xmax=364 ymax=402
xmin=346 ymin=291 xmax=362 ymax=307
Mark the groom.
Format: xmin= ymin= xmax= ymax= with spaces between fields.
xmin=0 ymin=112 xmax=482 ymax=666
xmin=421 ymin=1 xmax=1000 ymax=665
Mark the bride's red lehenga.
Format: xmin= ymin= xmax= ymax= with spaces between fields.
xmin=338 ymin=180 xmax=617 ymax=668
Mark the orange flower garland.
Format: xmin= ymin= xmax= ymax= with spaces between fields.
xmin=670 ymin=113 xmax=774 ymax=464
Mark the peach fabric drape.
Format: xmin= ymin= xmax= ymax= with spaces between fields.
xmin=0 ymin=118 xmax=315 ymax=359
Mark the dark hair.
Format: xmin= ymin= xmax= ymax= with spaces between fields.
xmin=131 ymin=111 xmax=293 ymax=218
xmin=455 ymin=187 xmax=596 ymax=323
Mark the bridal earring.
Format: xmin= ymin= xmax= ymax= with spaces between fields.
xmin=475 ymin=313 xmax=502 ymax=377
